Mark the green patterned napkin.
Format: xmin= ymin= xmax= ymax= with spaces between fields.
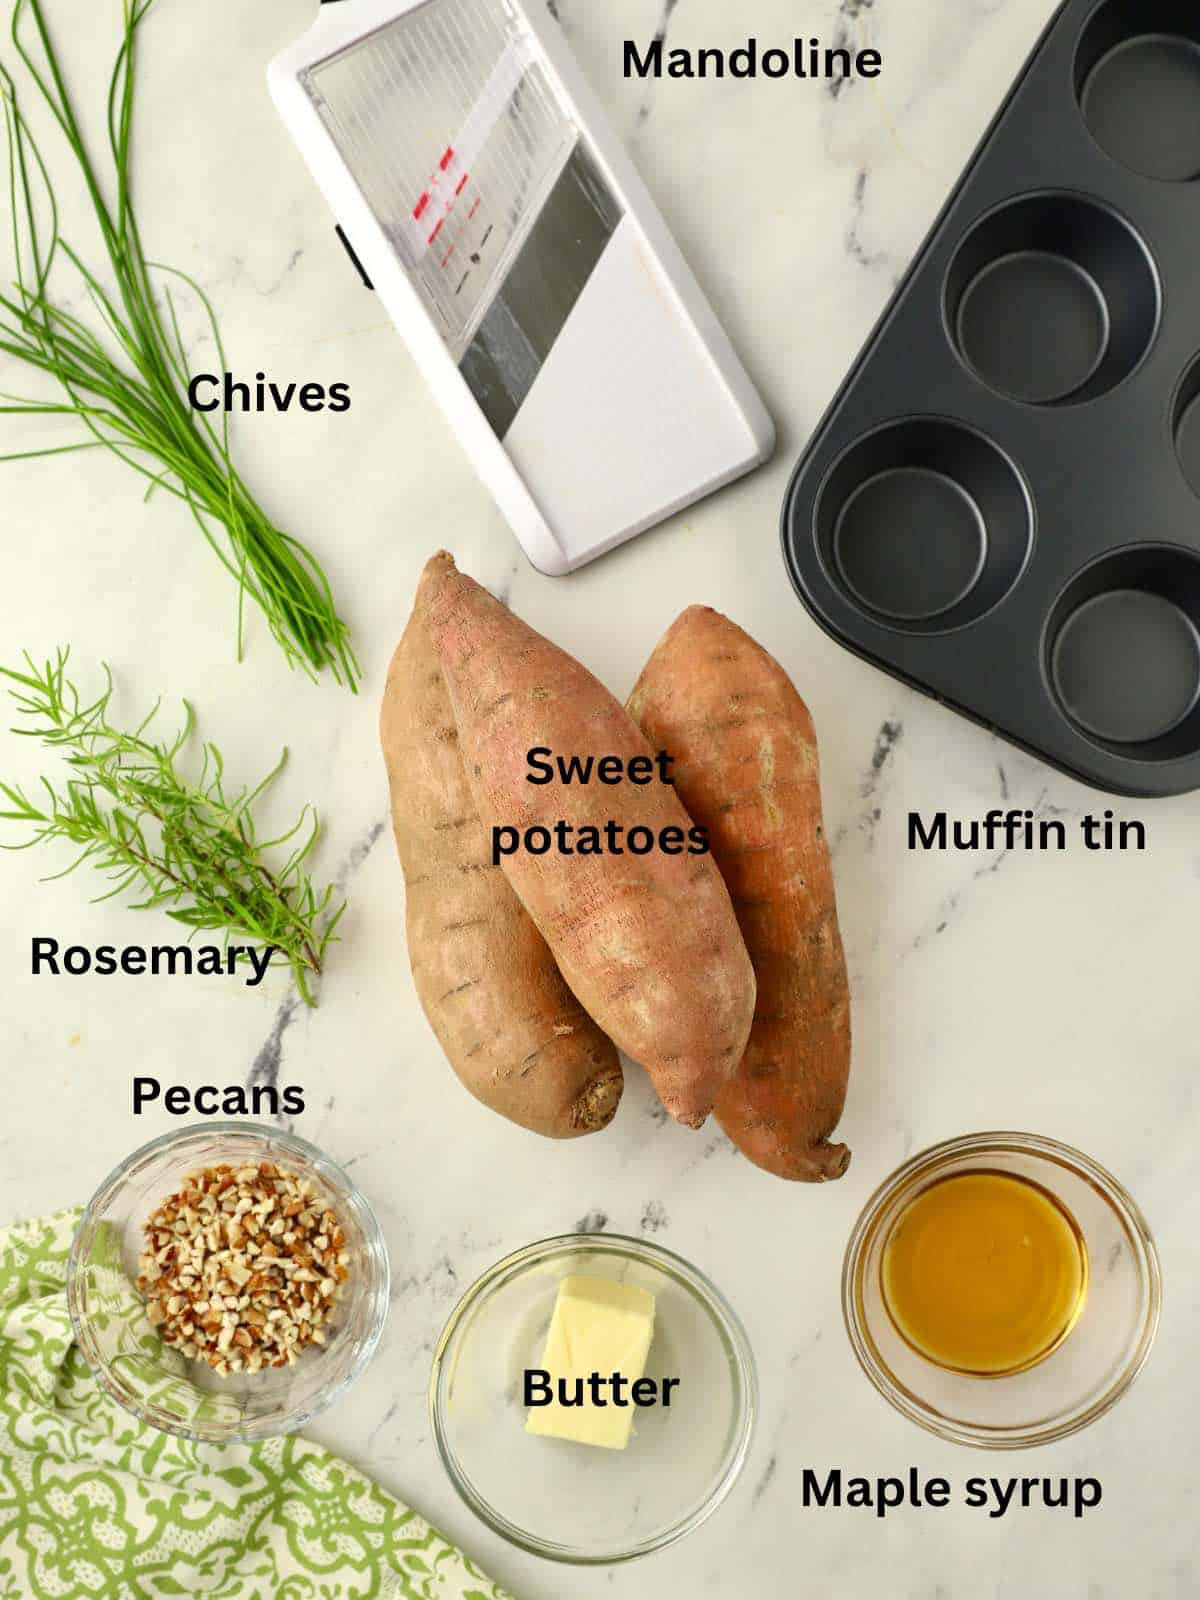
xmin=0 ymin=1209 xmax=512 ymax=1600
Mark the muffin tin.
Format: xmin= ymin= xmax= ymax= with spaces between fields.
xmin=783 ymin=0 xmax=1200 ymax=797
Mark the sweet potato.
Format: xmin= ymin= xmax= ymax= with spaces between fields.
xmin=380 ymin=568 xmax=622 ymax=1139
xmin=628 ymin=607 xmax=851 ymax=1180
xmin=422 ymin=553 xmax=755 ymax=1128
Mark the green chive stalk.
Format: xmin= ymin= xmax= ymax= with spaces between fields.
xmin=0 ymin=0 xmax=358 ymax=687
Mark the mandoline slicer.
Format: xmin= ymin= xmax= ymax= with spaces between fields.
xmin=269 ymin=0 xmax=774 ymax=574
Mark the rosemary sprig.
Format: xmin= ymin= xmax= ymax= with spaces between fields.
xmin=0 ymin=650 xmax=344 ymax=1006
xmin=0 ymin=0 xmax=358 ymax=688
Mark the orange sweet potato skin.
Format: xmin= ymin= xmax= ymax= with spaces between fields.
xmin=628 ymin=607 xmax=851 ymax=1180
xmin=422 ymin=554 xmax=756 ymax=1129
xmin=380 ymin=570 xmax=622 ymax=1139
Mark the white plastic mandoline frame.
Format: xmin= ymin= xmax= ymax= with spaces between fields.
xmin=269 ymin=0 xmax=774 ymax=575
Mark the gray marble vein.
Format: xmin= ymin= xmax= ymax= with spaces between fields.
xmin=829 ymin=0 xmax=878 ymax=100
xmin=574 ymin=1208 xmax=610 ymax=1233
xmin=845 ymin=170 xmax=891 ymax=276
xmin=244 ymin=814 xmax=386 ymax=1106
xmin=635 ymin=0 xmax=682 ymax=124
xmin=245 ymin=993 xmax=301 ymax=1099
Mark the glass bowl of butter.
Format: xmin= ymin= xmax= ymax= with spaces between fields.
xmin=429 ymin=1233 xmax=757 ymax=1563
xmin=842 ymin=1132 xmax=1161 ymax=1448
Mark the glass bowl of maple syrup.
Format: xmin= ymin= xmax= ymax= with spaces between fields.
xmin=843 ymin=1133 xmax=1161 ymax=1448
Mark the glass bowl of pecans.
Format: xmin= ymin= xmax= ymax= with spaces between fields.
xmin=68 ymin=1122 xmax=389 ymax=1442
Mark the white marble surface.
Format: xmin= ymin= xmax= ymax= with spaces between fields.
xmin=2 ymin=0 xmax=1197 ymax=1594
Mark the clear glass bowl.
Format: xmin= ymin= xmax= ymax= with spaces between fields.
xmin=843 ymin=1132 xmax=1161 ymax=1448
xmin=68 ymin=1122 xmax=389 ymax=1442
xmin=430 ymin=1234 xmax=757 ymax=1564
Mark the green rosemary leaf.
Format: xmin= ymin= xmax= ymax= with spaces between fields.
xmin=166 ymin=907 xmax=228 ymax=930
xmin=0 ymin=651 xmax=343 ymax=1004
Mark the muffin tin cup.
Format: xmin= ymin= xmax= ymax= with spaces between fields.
xmin=783 ymin=0 xmax=1200 ymax=797
xmin=944 ymin=192 xmax=1159 ymax=406
xmin=816 ymin=419 xmax=1033 ymax=634
xmin=1076 ymin=0 xmax=1200 ymax=183
xmin=1046 ymin=545 xmax=1200 ymax=756
xmin=1172 ymin=355 xmax=1200 ymax=498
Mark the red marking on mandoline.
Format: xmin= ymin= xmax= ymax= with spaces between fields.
xmin=414 ymin=149 xmax=476 ymax=259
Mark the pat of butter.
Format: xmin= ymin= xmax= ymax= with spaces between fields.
xmin=525 ymin=1275 xmax=656 ymax=1450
